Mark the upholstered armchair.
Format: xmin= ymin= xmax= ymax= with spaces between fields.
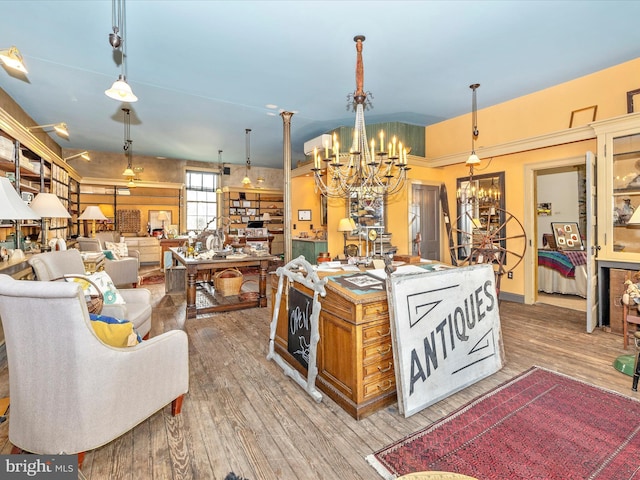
xmin=77 ymin=235 xmax=139 ymax=288
xmin=0 ymin=274 xmax=188 ymax=465
xmin=29 ymin=249 xmax=152 ymax=338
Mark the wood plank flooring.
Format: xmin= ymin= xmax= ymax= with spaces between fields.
xmin=0 ymin=275 xmax=637 ymax=479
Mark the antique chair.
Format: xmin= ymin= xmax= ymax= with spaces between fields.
xmin=29 ymin=249 xmax=152 ymax=338
xmin=0 ymin=274 xmax=188 ymax=465
xmin=77 ymin=233 xmax=139 ymax=288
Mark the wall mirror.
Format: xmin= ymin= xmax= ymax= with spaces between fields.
xmin=455 ymin=172 xmax=506 ymax=262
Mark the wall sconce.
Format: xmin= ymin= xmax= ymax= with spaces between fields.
xmin=63 ymin=151 xmax=91 ymax=162
xmin=28 ymin=123 xmax=69 ymax=139
xmin=78 ymin=206 xmax=108 ymax=238
xmin=0 ymin=46 xmax=28 ymax=73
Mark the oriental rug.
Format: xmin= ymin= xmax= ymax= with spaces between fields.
xmin=367 ymin=367 xmax=640 ymax=480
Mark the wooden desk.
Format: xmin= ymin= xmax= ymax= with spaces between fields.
xmin=170 ymin=247 xmax=276 ymax=319
xmin=271 ymin=269 xmax=395 ymax=420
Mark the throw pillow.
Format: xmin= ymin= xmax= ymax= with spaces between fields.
xmin=103 ymin=250 xmax=119 ymax=261
xmin=105 ymin=241 xmax=129 ymax=258
xmin=89 ymin=313 xmax=141 ymax=347
xmin=66 ymin=271 xmax=126 ymax=305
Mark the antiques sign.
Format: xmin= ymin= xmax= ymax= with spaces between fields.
xmin=387 ymin=264 xmax=504 ymax=417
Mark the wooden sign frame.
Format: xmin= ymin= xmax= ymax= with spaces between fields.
xmin=267 ymin=255 xmax=327 ymax=402
xmin=387 ymin=263 xmax=504 ymax=417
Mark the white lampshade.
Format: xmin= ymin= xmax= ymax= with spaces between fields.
xmin=105 ymin=75 xmax=138 ymax=102
xmin=466 ymin=152 xmax=481 ymax=166
xmin=157 ymin=211 xmax=170 ymax=222
xmin=0 ymin=46 xmax=28 ymax=74
xmin=627 ymin=207 xmax=640 ymax=225
xmin=338 ymin=217 xmax=355 ymax=232
xmin=78 ymin=206 xmax=108 ymax=221
xmin=262 ymin=212 xmax=271 ymax=221
xmin=29 ymin=193 xmax=71 ymax=219
xmin=0 ymin=177 xmax=39 ymax=220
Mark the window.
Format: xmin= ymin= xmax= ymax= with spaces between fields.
xmin=185 ymin=170 xmax=220 ymax=231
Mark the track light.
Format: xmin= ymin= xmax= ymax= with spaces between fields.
xmin=28 ymin=123 xmax=69 ymax=138
xmin=0 ymin=46 xmax=28 ymax=74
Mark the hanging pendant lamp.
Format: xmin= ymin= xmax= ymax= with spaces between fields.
xmin=242 ymin=128 xmax=252 ymax=186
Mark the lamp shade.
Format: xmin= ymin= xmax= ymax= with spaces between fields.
xmin=338 ymin=217 xmax=355 ymax=232
xmin=466 ymin=152 xmax=481 ymax=166
xmin=105 ymin=75 xmax=138 ymax=102
xmin=0 ymin=177 xmax=39 ymax=220
xmin=262 ymin=212 xmax=271 ymax=221
xmin=29 ymin=193 xmax=71 ymax=219
xmin=157 ymin=211 xmax=170 ymax=222
xmin=78 ymin=206 xmax=108 ymax=221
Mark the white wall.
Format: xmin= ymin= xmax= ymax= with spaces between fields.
xmin=536 ymin=169 xmax=580 ymax=246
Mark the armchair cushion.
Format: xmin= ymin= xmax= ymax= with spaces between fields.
xmin=105 ymin=241 xmax=129 ymax=258
xmin=103 ymin=250 xmax=117 ymax=260
xmin=89 ymin=313 xmax=141 ymax=347
xmin=66 ymin=271 xmax=125 ymax=305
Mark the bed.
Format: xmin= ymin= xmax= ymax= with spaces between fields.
xmin=538 ymin=249 xmax=587 ymax=298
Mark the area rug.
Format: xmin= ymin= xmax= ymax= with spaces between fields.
xmin=140 ymin=273 xmax=164 ymax=285
xmin=367 ymin=367 xmax=640 ymax=479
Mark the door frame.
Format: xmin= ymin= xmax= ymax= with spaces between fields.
xmin=523 ymin=155 xmax=586 ymax=305
xmin=407 ymin=179 xmax=443 ymax=260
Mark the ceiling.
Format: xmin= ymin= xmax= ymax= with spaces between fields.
xmin=1 ymin=1 xmax=639 ymax=170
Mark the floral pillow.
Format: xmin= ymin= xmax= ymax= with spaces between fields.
xmin=105 ymin=241 xmax=129 ymax=258
xmin=66 ymin=271 xmax=125 ymax=305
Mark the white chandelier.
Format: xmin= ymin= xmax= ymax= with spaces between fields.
xmin=313 ymin=35 xmax=410 ymax=199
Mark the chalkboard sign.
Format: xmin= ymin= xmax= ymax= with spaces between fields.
xmin=287 ymin=286 xmax=313 ymax=369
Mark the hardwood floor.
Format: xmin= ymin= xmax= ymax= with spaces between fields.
xmin=0 ymin=275 xmax=637 ymax=479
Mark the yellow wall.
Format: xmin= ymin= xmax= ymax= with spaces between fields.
xmin=427 ymin=57 xmax=640 ymax=160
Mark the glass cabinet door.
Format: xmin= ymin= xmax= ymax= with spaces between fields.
xmin=611 ymin=132 xmax=640 ymax=254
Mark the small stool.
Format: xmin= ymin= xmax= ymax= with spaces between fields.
xmin=633 ymin=331 xmax=640 ymax=391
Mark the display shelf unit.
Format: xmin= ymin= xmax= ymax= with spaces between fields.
xmin=0 ymin=125 xmax=80 ymax=248
xmin=223 ymin=188 xmax=284 ymax=229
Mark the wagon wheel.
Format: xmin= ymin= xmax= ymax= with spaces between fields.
xmin=449 ymin=207 xmax=527 ymax=293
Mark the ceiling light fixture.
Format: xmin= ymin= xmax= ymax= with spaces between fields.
xmin=313 ymin=35 xmax=410 ymax=199
xmin=105 ymin=0 xmax=138 ymax=102
xmin=466 ymin=83 xmax=481 ymax=171
xmin=63 ymin=151 xmax=91 ymax=162
xmin=28 ymin=123 xmax=69 ymax=139
xmin=0 ymin=46 xmax=28 ymax=74
xmin=216 ymin=149 xmax=224 ymax=193
xmin=242 ymin=128 xmax=252 ymax=186
xmin=121 ymin=108 xmax=135 ymax=178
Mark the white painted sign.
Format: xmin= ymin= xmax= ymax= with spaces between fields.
xmin=387 ymin=263 xmax=504 ymax=417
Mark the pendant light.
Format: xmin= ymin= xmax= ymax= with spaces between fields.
xmin=466 ymin=83 xmax=481 ymax=170
xmin=121 ymin=108 xmax=135 ymax=178
xmin=105 ymin=0 xmax=138 ymax=102
xmin=242 ymin=128 xmax=252 ymax=186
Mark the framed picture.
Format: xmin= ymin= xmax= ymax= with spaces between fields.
xmin=551 ymin=222 xmax=583 ymax=251
xmin=232 ymin=200 xmax=240 ymax=207
xmin=149 ymin=210 xmax=172 ymax=231
xmin=241 ymin=216 xmax=250 ymax=224
xmin=298 ymin=209 xmax=311 ymax=221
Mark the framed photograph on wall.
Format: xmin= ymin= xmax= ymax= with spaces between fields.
xmin=298 ymin=209 xmax=311 ymax=221
xmin=551 ymin=222 xmax=583 ymax=251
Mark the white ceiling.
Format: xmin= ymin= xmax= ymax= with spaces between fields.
xmin=1 ymin=0 xmax=639 ymax=169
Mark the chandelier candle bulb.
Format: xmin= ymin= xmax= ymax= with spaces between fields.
xmin=380 ymin=131 xmax=384 ymax=150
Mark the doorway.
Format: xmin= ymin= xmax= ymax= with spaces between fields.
xmin=524 ymin=157 xmax=587 ymax=312
xmin=410 ymin=183 xmax=440 ymax=260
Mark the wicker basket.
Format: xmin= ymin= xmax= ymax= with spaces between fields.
xmin=53 ymin=274 xmax=104 ymax=314
xmin=214 ymin=268 xmax=243 ymax=296
xmin=239 ymin=280 xmax=259 ymax=302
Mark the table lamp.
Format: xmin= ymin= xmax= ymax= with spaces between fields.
xmin=338 ymin=217 xmax=356 ymax=255
xmin=29 ymin=192 xmax=71 ymax=250
xmin=157 ymin=211 xmax=169 ymax=238
xmin=0 ymin=177 xmax=40 ymax=250
xmin=262 ymin=212 xmax=271 ymax=224
xmin=78 ymin=206 xmax=108 ymax=238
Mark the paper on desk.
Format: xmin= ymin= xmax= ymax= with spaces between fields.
xmin=368 ymin=264 xmax=440 ymax=280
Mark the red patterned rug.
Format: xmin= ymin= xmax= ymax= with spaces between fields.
xmin=140 ymin=273 xmax=165 ymax=285
xmin=367 ymin=367 xmax=640 ymax=479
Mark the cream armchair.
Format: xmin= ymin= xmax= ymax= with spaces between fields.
xmin=29 ymin=249 xmax=152 ymax=338
xmin=0 ymin=274 xmax=188 ymax=465
xmin=77 ymin=235 xmax=139 ymax=288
